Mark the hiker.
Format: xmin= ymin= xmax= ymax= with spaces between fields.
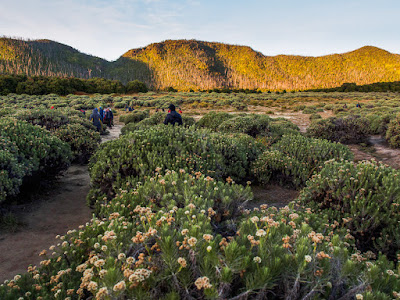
xmin=356 ymin=103 xmax=362 ymax=108
xmin=90 ymin=108 xmax=102 ymax=132
xmin=164 ymin=104 xmax=183 ymax=126
xmin=99 ymin=106 xmax=104 ymax=120
xmin=104 ymin=107 xmax=114 ymax=128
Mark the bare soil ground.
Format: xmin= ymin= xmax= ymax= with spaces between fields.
xmin=247 ymin=185 xmax=299 ymax=210
xmin=349 ymin=135 xmax=400 ymax=169
xmin=0 ymin=124 xmax=122 ymax=282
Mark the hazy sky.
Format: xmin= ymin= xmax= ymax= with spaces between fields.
xmin=1 ymin=0 xmax=398 ymax=61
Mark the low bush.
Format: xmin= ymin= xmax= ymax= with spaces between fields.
xmin=0 ymin=137 xmax=25 ymax=203
xmin=307 ymin=116 xmax=369 ymax=144
xmin=0 ymin=118 xmax=72 ymax=203
xmin=218 ymin=114 xmax=300 ymax=140
xmin=297 ymin=159 xmax=400 ymax=259
xmin=1 ymin=172 xmax=398 ymax=299
xmin=88 ymin=126 xmax=263 ymax=207
xmin=119 ymin=110 xmax=150 ymax=125
xmin=386 ymin=115 xmax=400 ymax=148
xmin=53 ymin=123 xmax=101 ymax=164
xmin=196 ymin=112 xmax=234 ymax=131
xmin=252 ymin=134 xmax=353 ymax=188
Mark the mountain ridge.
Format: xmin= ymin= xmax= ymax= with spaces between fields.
xmin=1 ymin=37 xmax=400 ymax=91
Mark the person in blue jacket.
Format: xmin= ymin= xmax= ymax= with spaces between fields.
xmin=163 ymin=104 xmax=183 ymax=126
xmin=99 ymin=106 xmax=104 ymax=120
xmin=90 ymin=108 xmax=102 ymax=131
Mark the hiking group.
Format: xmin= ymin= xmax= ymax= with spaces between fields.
xmin=89 ymin=106 xmax=114 ymax=132
xmin=89 ymin=103 xmax=182 ymax=132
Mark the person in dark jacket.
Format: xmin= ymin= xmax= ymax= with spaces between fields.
xmin=164 ymin=104 xmax=183 ymax=126
xmin=99 ymin=107 xmax=104 ymax=120
xmin=90 ymin=108 xmax=102 ymax=132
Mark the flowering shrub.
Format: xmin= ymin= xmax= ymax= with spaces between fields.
xmin=88 ymin=125 xmax=263 ymax=206
xmin=307 ymin=115 xmax=369 ymax=144
xmin=386 ymin=115 xmax=400 ymax=148
xmin=53 ymin=123 xmax=101 ymax=164
xmin=0 ymin=137 xmax=25 ymax=203
xmin=121 ymin=112 xmax=196 ymax=134
xmin=298 ymin=159 xmax=400 ymax=258
xmin=252 ymin=134 xmax=353 ymax=187
xmin=12 ymin=108 xmax=101 ymax=162
xmin=1 ymin=172 xmax=398 ymax=299
xmin=218 ymin=114 xmax=299 ymax=138
xmin=196 ymin=111 xmax=234 ymax=131
xmin=0 ymin=118 xmax=72 ymax=203
xmin=119 ymin=110 xmax=150 ymax=125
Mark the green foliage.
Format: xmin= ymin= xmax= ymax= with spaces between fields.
xmin=252 ymin=134 xmax=353 ymax=187
xmin=196 ymin=112 xmax=234 ymax=131
xmin=1 ymin=172 xmax=398 ymax=299
xmin=307 ymin=116 xmax=369 ymax=144
xmin=297 ymin=159 xmax=400 ymax=258
xmin=11 ymin=108 xmax=100 ymax=162
xmin=88 ymin=125 xmax=263 ymax=207
xmin=0 ymin=137 xmax=25 ymax=202
xmin=126 ymin=80 xmax=148 ymax=93
xmin=218 ymin=114 xmax=300 ymax=139
xmin=119 ymin=110 xmax=150 ymax=125
xmin=309 ymin=113 xmax=322 ymax=121
xmin=385 ymin=115 xmax=400 ymax=148
xmin=53 ymin=123 xmax=101 ymax=164
xmin=0 ymin=118 xmax=72 ymax=203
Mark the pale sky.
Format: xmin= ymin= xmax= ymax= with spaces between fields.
xmin=1 ymin=0 xmax=398 ymax=61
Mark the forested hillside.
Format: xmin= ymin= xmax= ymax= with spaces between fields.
xmin=2 ymin=37 xmax=400 ymax=91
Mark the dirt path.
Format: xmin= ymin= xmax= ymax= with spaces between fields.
xmin=0 ymin=124 xmax=123 ymax=282
xmin=349 ymin=135 xmax=400 ymax=169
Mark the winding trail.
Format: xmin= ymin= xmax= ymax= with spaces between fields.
xmin=0 ymin=124 xmax=123 ymax=282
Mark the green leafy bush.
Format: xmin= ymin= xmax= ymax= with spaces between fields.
xmin=88 ymin=126 xmax=263 ymax=207
xmin=196 ymin=111 xmax=234 ymax=131
xmin=53 ymin=123 xmax=101 ymax=164
xmin=0 ymin=118 xmax=72 ymax=176
xmin=218 ymin=114 xmax=299 ymax=140
xmin=119 ymin=110 xmax=150 ymax=125
xmin=252 ymin=134 xmax=353 ymax=187
xmin=386 ymin=115 xmax=400 ymax=148
xmin=297 ymin=159 xmax=400 ymax=258
xmin=307 ymin=116 xmax=369 ymax=144
xmin=0 ymin=137 xmax=26 ymax=203
xmin=1 ymin=172 xmax=398 ymax=300
xmin=0 ymin=118 xmax=72 ymax=203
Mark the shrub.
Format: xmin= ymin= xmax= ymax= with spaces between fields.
xmin=297 ymin=159 xmax=400 ymax=258
xmin=309 ymin=113 xmax=322 ymax=121
xmin=119 ymin=110 xmax=150 ymax=125
xmin=196 ymin=112 xmax=234 ymax=131
xmin=1 ymin=172 xmax=398 ymax=299
xmin=0 ymin=118 xmax=72 ymax=203
xmin=126 ymin=80 xmax=148 ymax=93
xmin=0 ymin=118 xmax=72 ymax=177
xmin=0 ymin=137 xmax=26 ymax=203
xmin=88 ymin=126 xmax=263 ymax=207
xmin=217 ymin=114 xmax=299 ymax=140
xmin=386 ymin=115 xmax=400 ymax=148
xmin=53 ymin=123 xmax=101 ymax=164
xmin=13 ymin=108 xmax=69 ymax=130
xmin=252 ymin=134 xmax=353 ymax=188
xmin=307 ymin=116 xmax=369 ymax=144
